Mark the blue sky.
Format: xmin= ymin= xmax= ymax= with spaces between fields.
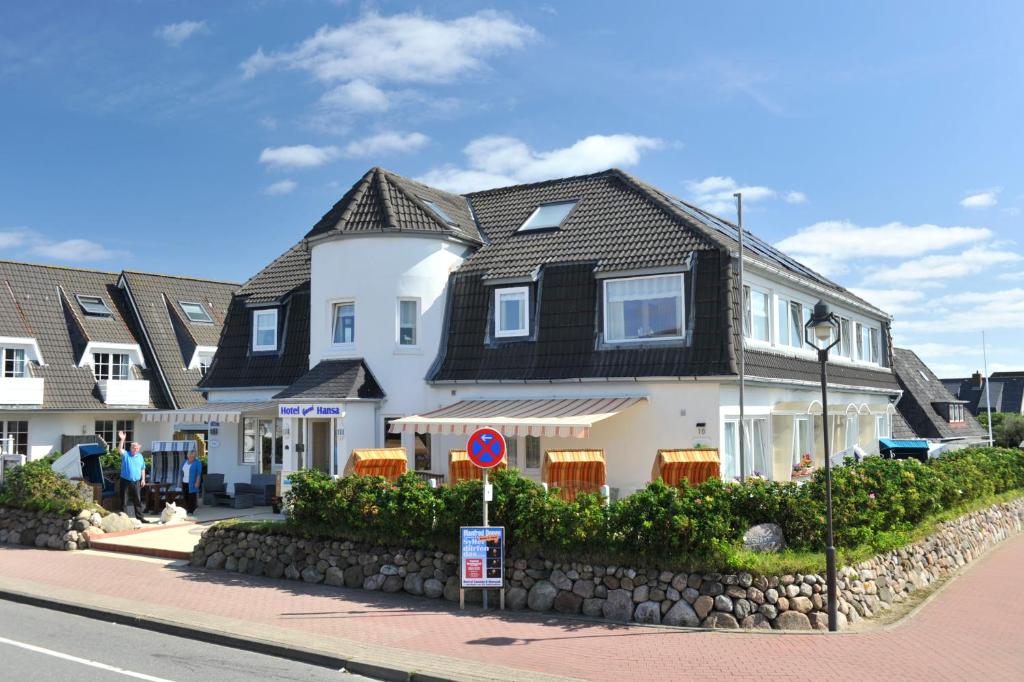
xmin=1 ymin=1 xmax=1021 ymax=377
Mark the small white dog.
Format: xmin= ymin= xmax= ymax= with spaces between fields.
xmin=160 ymin=501 xmax=188 ymax=524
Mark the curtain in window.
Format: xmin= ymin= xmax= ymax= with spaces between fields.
xmin=333 ymin=303 xmax=355 ymax=344
xmin=749 ymin=419 xmax=769 ymax=477
xmin=845 ymin=415 xmax=858 ymax=450
xmin=793 ymin=417 xmax=811 ymax=467
xmin=722 ymin=421 xmax=738 ymax=481
xmin=606 ymin=275 xmax=682 ymax=341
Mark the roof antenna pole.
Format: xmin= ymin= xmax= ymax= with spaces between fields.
xmin=982 ymin=331 xmax=994 ymax=447
xmin=735 ymin=192 xmax=746 ymax=482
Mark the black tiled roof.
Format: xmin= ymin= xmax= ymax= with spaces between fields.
xmin=0 ymin=260 xmax=167 ymax=410
xmin=272 ymin=359 xmax=385 ymax=401
xmin=120 ymin=271 xmax=238 ymax=409
xmin=305 ymin=167 xmax=481 ymax=245
xmin=744 ymin=349 xmax=899 ymax=391
xmin=200 ymin=241 xmax=311 ymax=391
xmin=893 ymin=348 xmax=988 ymax=441
xmin=946 ymin=376 xmax=1024 ymax=415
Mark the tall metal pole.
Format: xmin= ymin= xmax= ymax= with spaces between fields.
xmin=482 ymin=468 xmax=489 ymax=610
xmin=819 ymin=347 xmax=838 ymax=632
xmin=735 ymin=192 xmax=747 ymax=481
xmin=982 ymin=331 xmax=994 ymax=447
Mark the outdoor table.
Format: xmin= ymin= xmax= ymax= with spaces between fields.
xmin=143 ymin=482 xmax=177 ymax=513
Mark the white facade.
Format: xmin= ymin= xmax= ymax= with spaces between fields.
xmin=0 ymin=410 xmax=171 ymax=460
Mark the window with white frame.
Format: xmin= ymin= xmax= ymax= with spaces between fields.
xmin=332 ymin=302 xmax=355 ymax=345
xmin=93 ymin=352 xmax=129 ymax=381
xmin=95 ymin=419 xmax=133 ymax=447
xmin=252 ymin=309 xmax=278 ymax=351
xmin=777 ymin=298 xmax=805 ymax=348
xmin=947 ymin=403 xmax=965 ymax=424
xmin=198 ymin=354 xmax=212 ymax=376
xmin=397 ymin=299 xmax=418 ymax=347
xmin=838 ymin=317 xmax=853 ymax=358
xmin=179 ymin=301 xmax=213 ymax=324
xmin=722 ymin=417 xmax=770 ymax=480
xmin=875 ymin=413 xmax=891 ymax=439
xmin=495 ymin=287 xmax=529 ymax=338
xmin=743 ymin=286 xmax=770 ymax=343
xmin=604 ymin=274 xmax=684 ymax=343
xmin=792 ymin=416 xmax=812 ymax=468
xmin=518 ymin=201 xmax=577 ymax=231
xmin=1 ymin=420 xmax=28 ymax=456
xmin=845 ymin=414 xmax=859 ymax=450
xmin=3 ymin=348 xmax=27 ymax=378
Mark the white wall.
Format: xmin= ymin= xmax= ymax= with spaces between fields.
xmin=310 ymin=236 xmax=470 ymax=417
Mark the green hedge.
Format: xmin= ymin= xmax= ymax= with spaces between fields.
xmin=0 ymin=459 xmax=92 ymax=515
xmin=283 ymin=447 xmax=1024 ymax=566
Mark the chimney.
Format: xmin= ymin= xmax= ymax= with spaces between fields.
xmin=972 ymin=371 xmax=983 ymax=387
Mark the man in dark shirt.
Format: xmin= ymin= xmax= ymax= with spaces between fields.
xmin=118 ymin=430 xmax=149 ymax=523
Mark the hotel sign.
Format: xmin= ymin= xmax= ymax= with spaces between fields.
xmin=278 ymin=403 xmax=345 ymax=418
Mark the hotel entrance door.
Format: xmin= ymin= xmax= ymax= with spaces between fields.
xmin=311 ymin=420 xmax=331 ymax=475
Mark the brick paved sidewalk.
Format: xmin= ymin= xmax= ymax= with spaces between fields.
xmin=1 ymin=535 xmax=1022 ymax=681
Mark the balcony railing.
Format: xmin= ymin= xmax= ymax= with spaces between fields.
xmin=97 ymin=379 xmax=150 ymax=406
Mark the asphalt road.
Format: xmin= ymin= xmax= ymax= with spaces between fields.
xmin=0 ymin=600 xmax=370 ymax=682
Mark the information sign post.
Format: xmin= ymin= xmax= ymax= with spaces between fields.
xmin=461 ymin=427 xmax=506 ymax=610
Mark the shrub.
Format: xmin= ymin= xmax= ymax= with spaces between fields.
xmin=0 ymin=459 xmax=91 ymax=515
xmin=279 ymin=447 xmax=1024 ymax=568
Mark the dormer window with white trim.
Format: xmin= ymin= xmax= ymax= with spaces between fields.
xmin=495 ymin=287 xmax=529 ymax=338
xmin=3 ymin=348 xmax=27 ymax=378
xmin=93 ymin=352 xmax=129 ymax=381
xmin=518 ymin=201 xmax=577 ymax=232
xmin=76 ymin=294 xmax=112 ymax=317
xmin=743 ymin=285 xmax=770 ymax=343
xmin=180 ymin=301 xmax=213 ymax=323
xmin=252 ymin=309 xmax=278 ymax=352
xmin=604 ymin=274 xmax=684 ymax=343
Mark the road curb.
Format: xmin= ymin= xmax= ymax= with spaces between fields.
xmin=0 ymin=587 xmax=442 ymax=682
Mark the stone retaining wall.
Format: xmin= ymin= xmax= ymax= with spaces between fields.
xmin=190 ymin=497 xmax=1024 ymax=630
xmin=0 ymin=506 xmax=139 ymax=550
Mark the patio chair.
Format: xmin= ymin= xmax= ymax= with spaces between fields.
xmin=201 ymin=473 xmax=226 ymax=506
xmin=235 ymin=474 xmax=276 ymax=506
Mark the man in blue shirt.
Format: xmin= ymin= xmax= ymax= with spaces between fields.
xmin=118 ymin=430 xmax=149 ymax=523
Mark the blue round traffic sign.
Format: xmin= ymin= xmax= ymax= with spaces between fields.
xmin=467 ymin=427 xmax=506 ymax=469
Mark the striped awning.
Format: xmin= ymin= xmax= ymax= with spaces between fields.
xmin=448 ymin=449 xmax=507 ymax=484
xmin=343 ymin=448 xmax=408 ymax=480
xmin=141 ymin=401 xmax=278 ymax=424
xmin=389 ymin=397 xmax=646 ymax=438
xmin=652 ymin=449 xmax=720 ymax=487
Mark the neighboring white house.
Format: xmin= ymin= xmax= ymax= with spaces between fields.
xmin=0 ymin=261 xmax=237 ymax=459
xmin=165 ymin=167 xmax=901 ymax=497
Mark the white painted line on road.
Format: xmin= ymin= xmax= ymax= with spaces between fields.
xmin=0 ymin=635 xmax=175 ymax=681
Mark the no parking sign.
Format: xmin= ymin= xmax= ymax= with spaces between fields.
xmin=466 ymin=427 xmax=506 ymax=469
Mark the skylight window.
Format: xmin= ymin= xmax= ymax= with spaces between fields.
xmin=420 ymin=198 xmax=456 ymax=225
xmin=179 ymin=301 xmax=213 ymax=324
xmin=76 ymin=295 xmax=112 ymax=317
xmin=518 ymin=201 xmax=577 ymax=232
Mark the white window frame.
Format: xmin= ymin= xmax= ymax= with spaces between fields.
xmin=92 ymin=352 xmax=130 ymax=381
xmin=2 ymin=347 xmax=27 ymax=378
xmin=875 ymin=413 xmax=891 ymax=439
xmin=792 ymin=416 xmax=813 ymax=468
xmin=743 ymin=284 xmax=771 ymax=344
xmin=603 ymin=273 xmax=685 ymax=344
xmin=722 ymin=416 xmax=772 ymax=480
xmin=252 ymin=309 xmax=278 ymax=352
xmin=331 ymin=300 xmax=356 ymax=347
xmin=179 ymin=301 xmax=213 ymax=324
xmin=518 ymin=200 xmax=577 ymax=232
xmin=396 ymin=298 xmax=420 ymax=348
xmin=494 ymin=286 xmax=530 ymax=338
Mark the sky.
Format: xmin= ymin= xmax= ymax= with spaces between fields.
xmin=1 ymin=1 xmax=1022 ymax=378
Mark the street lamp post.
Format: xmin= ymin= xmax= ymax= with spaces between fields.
xmin=805 ymin=300 xmax=841 ymax=632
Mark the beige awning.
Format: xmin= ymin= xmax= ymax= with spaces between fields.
xmin=141 ymin=401 xmax=278 ymax=424
xmin=389 ymin=397 xmax=646 ymax=438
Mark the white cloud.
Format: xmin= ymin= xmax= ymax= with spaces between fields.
xmin=30 ymin=239 xmax=125 ymax=262
xmin=998 ymin=271 xmax=1024 ymax=281
xmin=0 ymin=229 xmax=30 ymax=249
xmin=242 ymin=11 xmax=535 ymax=84
xmin=264 ymin=179 xmax=297 ymax=195
xmin=418 ymin=134 xmax=662 ymax=192
xmin=155 ymin=20 xmax=208 ymax=47
xmin=775 ymin=221 xmax=994 ymax=277
xmin=321 ymin=79 xmax=390 ymax=113
xmin=960 ymin=188 xmax=1000 ymax=208
xmin=685 ymin=176 xmax=802 ymax=215
xmin=258 ymin=144 xmax=340 ymax=169
xmin=344 ymin=131 xmax=429 ymax=157
xmin=897 ymin=288 xmax=1024 ymax=333
xmin=848 ymin=288 xmax=924 ymax=315
xmin=870 ymin=247 xmax=1021 ymax=286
